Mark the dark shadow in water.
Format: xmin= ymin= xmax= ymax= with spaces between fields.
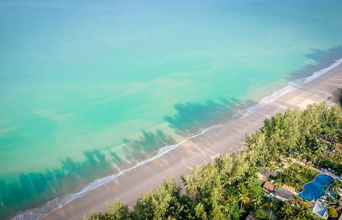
xmin=0 ymin=130 xmax=175 ymax=219
xmin=164 ymin=98 xmax=257 ymax=136
xmin=5 ymin=46 xmax=342 ymax=219
xmin=285 ymin=45 xmax=342 ymax=80
xmin=0 ymin=150 xmax=112 ymax=219
xmin=122 ymin=129 xmax=175 ymax=162
xmin=108 ymin=149 xmax=124 ymax=165
xmin=164 ymin=46 xmax=342 ymax=137
xmin=1 ymin=97 xmax=255 ymax=218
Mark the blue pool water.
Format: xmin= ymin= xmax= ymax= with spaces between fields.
xmin=299 ymin=174 xmax=334 ymax=201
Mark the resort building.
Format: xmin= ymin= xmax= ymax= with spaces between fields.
xmin=263 ymin=181 xmax=275 ymax=193
xmin=312 ymin=203 xmax=329 ymax=219
xmin=275 ymin=184 xmax=295 ymax=201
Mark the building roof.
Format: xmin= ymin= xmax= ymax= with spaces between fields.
xmin=312 ymin=203 xmax=328 ymax=218
xmin=263 ymin=181 xmax=275 ymax=192
xmin=276 ymin=188 xmax=294 ymax=200
xmin=282 ymin=184 xmax=295 ymax=193
xmin=306 ymin=201 xmax=314 ymax=208
xmin=246 ymin=215 xmax=259 ymax=220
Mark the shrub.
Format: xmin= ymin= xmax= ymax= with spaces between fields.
xmin=328 ymin=207 xmax=338 ymax=218
xmin=255 ymin=208 xmax=266 ymax=219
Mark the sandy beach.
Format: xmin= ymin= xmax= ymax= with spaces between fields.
xmin=42 ymin=63 xmax=342 ymax=220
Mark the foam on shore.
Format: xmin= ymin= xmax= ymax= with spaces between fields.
xmin=242 ymin=58 xmax=342 ymax=117
xmin=11 ymin=58 xmax=342 ymax=220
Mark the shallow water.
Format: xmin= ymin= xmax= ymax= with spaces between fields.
xmin=1 ymin=0 xmax=342 ymax=218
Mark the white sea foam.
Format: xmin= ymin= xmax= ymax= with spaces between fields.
xmin=242 ymin=58 xmax=342 ymax=117
xmin=11 ymin=124 xmax=222 ymax=220
xmin=11 ymin=58 xmax=342 ymax=220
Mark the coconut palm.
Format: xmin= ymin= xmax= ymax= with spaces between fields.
xmin=291 ymin=195 xmax=304 ymax=207
xmin=252 ymin=195 xmax=263 ymax=209
xmin=324 ymin=185 xmax=330 ymax=195
xmin=267 ymin=199 xmax=277 ymax=220
xmin=305 ymin=161 xmax=312 ymax=175
xmin=315 ymin=145 xmax=325 ymax=167
xmin=267 ymin=163 xmax=276 ymax=177
xmin=329 ymin=180 xmax=341 ymax=195
xmin=238 ymin=191 xmax=250 ymax=212
xmin=280 ymin=203 xmax=293 ymax=220
xmin=298 ymin=204 xmax=312 ymax=219
xmin=334 ymin=151 xmax=342 ymax=164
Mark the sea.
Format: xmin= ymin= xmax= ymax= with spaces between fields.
xmin=1 ymin=0 xmax=342 ymax=219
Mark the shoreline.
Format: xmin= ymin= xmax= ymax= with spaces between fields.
xmin=10 ymin=59 xmax=342 ymax=220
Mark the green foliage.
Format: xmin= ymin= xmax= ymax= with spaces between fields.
xmin=134 ymin=179 xmax=178 ymax=220
xmin=328 ymin=207 xmax=338 ymax=218
xmin=321 ymin=157 xmax=342 ymax=174
xmin=83 ymin=103 xmax=342 ymax=220
xmin=166 ymin=195 xmax=196 ymax=219
xmin=271 ymin=163 xmax=319 ymax=192
xmin=195 ymin=203 xmax=207 ymax=220
xmin=84 ymin=200 xmax=130 ymax=220
xmin=254 ymin=208 xmax=266 ymax=219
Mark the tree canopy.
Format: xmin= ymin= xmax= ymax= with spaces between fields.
xmin=84 ymin=103 xmax=340 ymax=220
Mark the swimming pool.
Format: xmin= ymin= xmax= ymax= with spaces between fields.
xmin=299 ymin=174 xmax=334 ymax=201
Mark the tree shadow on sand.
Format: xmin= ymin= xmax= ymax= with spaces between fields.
xmin=164 ymin=98 xmax=257 ymax=136
xmin=286 ymin=45 xmax=342 ymax=81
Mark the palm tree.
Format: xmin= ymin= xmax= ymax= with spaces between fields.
xmin=274 ymin=182 xmax=282 ymax=191
xmin=298 ymin=204 xmax=312 ymax=219
xmin=270 ymin=164 xmax=278 ymax=177
xmin=324 ymin=185 xmax=330 ymax=195
xmin=305 ymin=161 xmax=312 ymax=175
xmin=315 ymin=145 xmax=325 ymax=167
xmin=301 ymin=148 xmax=312 ymax=163
xmin=329 ymin=180 xmax=341 ymax=195
xmin=267 ymin=199 xmax=277 ymax=220
xmin=252 ymin=195 xmax=263 ymax=209
xmin=277 ymin=162 xmax=285 ymax=179
xmin=280 ymin=203 xmax=293 ymax=220
xmin=327 ymin=195 xmax=335 ymax=205
xmin=291 ymin=195 xmax=304 ymax=208
xmin=237 ymin=182 xmax=245 ymax=192
xmin=238 ymin=191 xmax=250 ymax=212
xmin=267 ymin=163 xmax=275 ymax=177
xmin=334 ymin=151 xmax=342 ymax=164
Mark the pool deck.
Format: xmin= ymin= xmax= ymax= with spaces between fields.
xmin=263 ymin=166 xmax=340 ymax=203
xmin=321 ymin=168 xmax=342 ymax=181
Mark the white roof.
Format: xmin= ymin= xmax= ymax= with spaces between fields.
xmin=312 ymin=203 xmax=328 ymax=218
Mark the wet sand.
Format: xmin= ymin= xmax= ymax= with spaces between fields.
xmin=44 ymin=63 xmax=342 ymax=220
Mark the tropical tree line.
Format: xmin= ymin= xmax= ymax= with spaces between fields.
xmin=84 ymin=103 xmax=341 ymax=220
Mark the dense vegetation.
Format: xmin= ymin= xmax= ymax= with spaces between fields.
xmin=84 ymin=103 xmax=342 ymax=220
xmin=270 ymin=163 xmax=319 ymax=192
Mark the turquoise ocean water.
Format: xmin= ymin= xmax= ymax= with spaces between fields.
xmin=1 ymin=0 xmax=342 ymax=218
